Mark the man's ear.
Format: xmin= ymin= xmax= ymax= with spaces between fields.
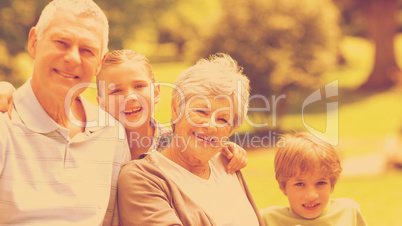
xmin=153 ymin=83 xmax=160 ymax=104
xmin=97 ymin=95 xmax=105 ymax=110
xmin=95 ymin=52 xmax=107 ymax=77
xmin=279 ymin=183 xmax=287 ymax=196
xmin=28 ymin=27 xmax=38 ymax=58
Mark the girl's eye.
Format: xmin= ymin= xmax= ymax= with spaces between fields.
xmin=295 ymin=182 xmax=304 ymax=186
xmin=110 ymin=89 xmax=122 ymax=94
xmin=135 ymin=85 xmax=144 ymax=89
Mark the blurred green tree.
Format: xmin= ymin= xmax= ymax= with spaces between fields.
xmin=0 ymin=0 xmax=216 ymax=86
xmin=0 ymin=0 xmax=47 ymax=86
xmin=357 ymin=0 xmax=401 ymax=90
xmin=334 ymin=0 xmax=402 ymax=91
xmin=97 ymin=0 xmax=218 ymax=61
xmin=196 ymin=0 xmax=342 ymax=110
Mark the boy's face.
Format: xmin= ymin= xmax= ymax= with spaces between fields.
xmin=98 ymin=61 xmax=160 ymax=129
xmin=280 ymin=167 xmax=333 ymax=219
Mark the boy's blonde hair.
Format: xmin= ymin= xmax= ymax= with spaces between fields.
xmin=274 ymin=132 xmax=342 ymax=189
xmin=96 ymin=49 xmax=155 ymax=96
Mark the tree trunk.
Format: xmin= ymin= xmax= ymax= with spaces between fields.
xmin=358 ymin=0 xmax=402 ymax=91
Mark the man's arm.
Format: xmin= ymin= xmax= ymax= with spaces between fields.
xmin=0 ymin=82 xmax=15 ymax=119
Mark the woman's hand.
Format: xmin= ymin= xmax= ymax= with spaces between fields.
xmin=0 ymin=81 xmax=15 ymax=119
xmin=221 ymin=142 xmax=248 ymax=174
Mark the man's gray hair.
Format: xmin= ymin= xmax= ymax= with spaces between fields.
xmin=35 ymin=0 xmax=109 ymax=55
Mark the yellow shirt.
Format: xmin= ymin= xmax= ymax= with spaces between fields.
xmin=260 ymin=198 xmax=367 ymax=226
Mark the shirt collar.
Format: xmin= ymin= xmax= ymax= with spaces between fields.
xmin=13 ymin=78 xmax=106 ymax=134
xmin=14 ymin=79 xmax=60 ymax=133
xmin=80 ymin=97 xmax=104 ymax=133
xmin=150 ymin=117 xmax=161 ymax=141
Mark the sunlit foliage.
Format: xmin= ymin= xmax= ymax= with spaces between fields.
xmin=197 ymin=0 xmax=342 ymax=100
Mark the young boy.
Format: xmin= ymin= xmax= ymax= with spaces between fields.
xmin=260 ymin=132 xmax=367 ymax=226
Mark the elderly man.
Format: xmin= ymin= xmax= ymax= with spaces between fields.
xmin=0 ymin=0 xmax=130 ymax=225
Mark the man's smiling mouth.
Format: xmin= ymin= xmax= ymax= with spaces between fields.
xmin=55 ymin=69 xmax=78 ymax=78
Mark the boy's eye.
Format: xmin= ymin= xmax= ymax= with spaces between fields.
xmin=294 ymin=182 xmax=304 ymax=186
xmin=317 ymin=181 xmax=327 ymax=185
xmin=134 ymin=84 xmax=145 ymax=89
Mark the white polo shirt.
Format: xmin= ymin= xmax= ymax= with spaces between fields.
xmin=0 ymin=80 xmax=130 ymax=225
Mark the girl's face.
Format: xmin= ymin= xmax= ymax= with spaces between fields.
xmin=280 ymin=167 xmax=333 ymax=219
xmin=98 ymin=61 xmax=160 ymax=129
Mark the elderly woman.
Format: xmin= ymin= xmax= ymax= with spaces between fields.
xmin=117 ymin=53 xmax=263 ymax=225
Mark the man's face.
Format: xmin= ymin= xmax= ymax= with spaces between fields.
xmin=29 ymin=10 xmax=105 ymax=102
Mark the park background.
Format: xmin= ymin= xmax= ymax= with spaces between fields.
xmin=1 ymin=0 xmax=402 ymax=224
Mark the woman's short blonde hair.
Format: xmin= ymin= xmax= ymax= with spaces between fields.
xmin=274 ymin=132 xmax=342 ymax=189
xmin=171 ymin=53 xmax=250 ymax=129
xmin=35 ymin=0 xmax=109 ymax=55
xmin=96 ymin=49 xmax=155 ymax=96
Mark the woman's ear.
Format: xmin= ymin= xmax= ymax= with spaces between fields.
xmin=171 ymin=101 xmax=178 ymax=121
xmin=170 ymin=101 xmax=178 ymax=132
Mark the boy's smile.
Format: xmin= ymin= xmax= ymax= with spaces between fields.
xmin=280 ymin=166 xmax=333 ymax=219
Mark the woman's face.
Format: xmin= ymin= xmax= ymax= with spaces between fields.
xmin=172 ymin=95 xmax=234 ymax=162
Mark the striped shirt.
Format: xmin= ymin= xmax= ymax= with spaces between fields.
xmin=0 ymin=80 xmax=130 ymax=225
xmin=137 ymin=117 xmax=173 ymax=159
